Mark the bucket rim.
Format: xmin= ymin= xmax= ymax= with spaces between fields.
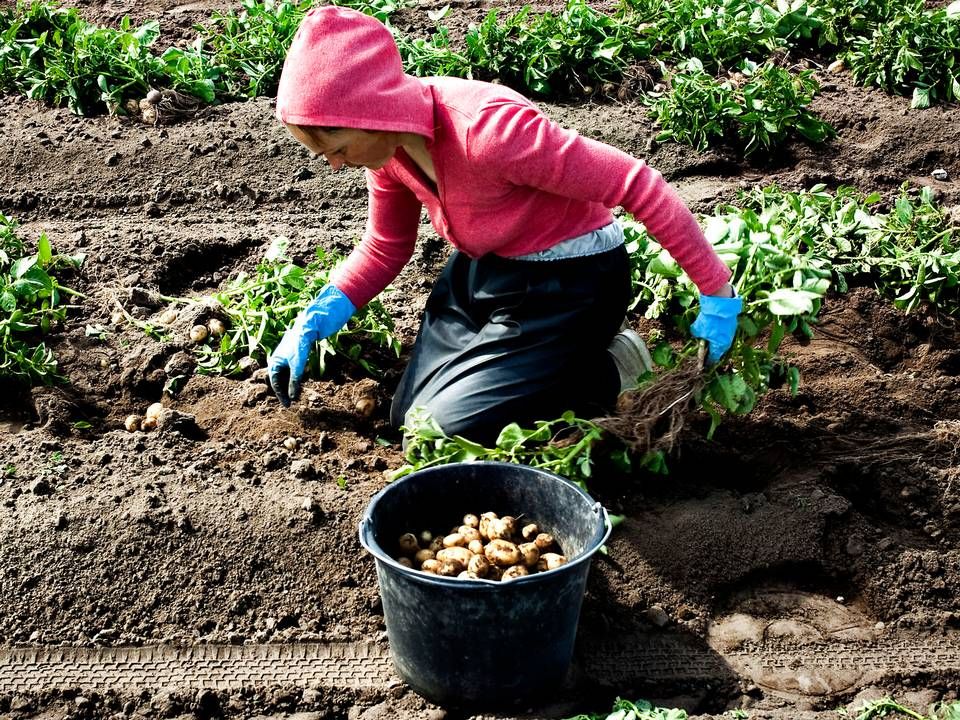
xmin=358 ymin=460 xmax=612 ymax=588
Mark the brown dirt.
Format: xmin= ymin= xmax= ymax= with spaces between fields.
xmin=2 ymin=2 xmax=960 ymax=719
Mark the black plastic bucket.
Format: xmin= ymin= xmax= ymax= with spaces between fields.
xmin=358 ymin=461 xmax=610 ymax=709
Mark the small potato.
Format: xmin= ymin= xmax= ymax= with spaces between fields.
xmin=355 ymin=396 xmax=376 ymax=417
xmin=429 ymin=536 xmax=445 ymax=554
xmin=397 ymin=533 xmax=419 ymax=556
xmin=418 ymin=530 xmax=433 ymax=546
xmin=396 ymin=557 xmax=413 ymax=568
xmin=189 ymin=324 xmax=208 ymax=343
xmin=442 ymin=533 xmax=466 ymax=548
xmin=468 ymin=554 xmax=490 ymax=578
xmin=124 ymin=414 xmax=142 ymax=432
xmin=502 ymin=565 xmax=530 ymax=581
xmin=518 ymin=542 xmax=540 ymax=568
xmin=414 ymin=548 xmax=435 ymax=565
xmin=207 ymin=318 xmax=226 ymax=337
xmin=436 ymin=546 xmax=472 ymax=570
xmin=488 ymin=516 xmax=517 ymax=541
xmin=145 ymin=88 xmax=162 ymax=105
xmin=282 ymin=436 xmax=298 ymax=451
xmin=141 ymin=105 xmax=158 ymax=125
xmin=537 ymin=553 xmax=567 ymax=572
xmin=487 ymin=564 xmax=504 ymax=581
xmin=478 ymin=511 xmax=498 ymax=540
xmin=458 ymin=526 xmax=481 ymax=544
xmin=521 ymin=523 xmax=540 ymax=540
xmin=141 ymin=416 xmax=158 ymax=432
xmin=421 ymin=559 xmax=442 ymax=574
xmin=467 ymin=539 xmax=484 ymax=555
xmin=457 ymin=571 xmax=479 ymax=580
xmin=438 ymin=560 xmax=462 ymax=577
xmin=484 ymin=539 xmax=521 ymax=568
xmin=462 ymin=513 xmax=480 ymax=529
xmin=145 ymin=402 xmax=164 ymax=421
xmin=157 ymin=309 xmax=178 ymax=325
xmin=534 ymin=532 xmax=556 ymax=551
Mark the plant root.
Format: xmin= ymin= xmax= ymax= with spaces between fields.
xmin=155 ymin=89 xmax=202 ymax=124
xmin=595 ymin=346 xmax=706 ymax=454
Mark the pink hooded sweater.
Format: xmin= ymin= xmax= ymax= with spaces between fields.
xmin=277 ymin=7 xmax=731 ymax=309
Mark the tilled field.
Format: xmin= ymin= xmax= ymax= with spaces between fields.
xmin=2 ymin=1 xmax=960 ymax=719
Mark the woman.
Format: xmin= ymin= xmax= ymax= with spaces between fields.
xmin=267 ymin=6 xmax=740 ymax=444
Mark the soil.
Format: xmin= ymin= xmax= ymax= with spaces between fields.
xmin=2 ymin=2 xmax=960 ymax=719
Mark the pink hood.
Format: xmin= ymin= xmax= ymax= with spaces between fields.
xmin=275 ymin=6 xmax=434 ymax=139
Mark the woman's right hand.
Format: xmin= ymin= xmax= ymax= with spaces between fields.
xmin=268 ymin=284 xmax=356 ymax=406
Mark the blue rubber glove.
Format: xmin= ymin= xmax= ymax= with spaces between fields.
xmin=268 ymin=284 xmax=356 ymax=407
xmin=690 ymin=292 xmax=742 ymax=364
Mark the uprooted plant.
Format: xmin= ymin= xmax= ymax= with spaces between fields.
xmin=0 ymin=213 xmax=85 ymax=384
xmin=141 ymin=238 xmax=399 ymax=380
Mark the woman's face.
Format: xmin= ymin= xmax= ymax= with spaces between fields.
xmin=286 ymin=125 xmax=398 ymax=171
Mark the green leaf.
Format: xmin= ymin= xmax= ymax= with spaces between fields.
xmin=37 ymin=234 xmax=52 ymax=266
xmin=766 ymin=288 xmax=818 ymax=316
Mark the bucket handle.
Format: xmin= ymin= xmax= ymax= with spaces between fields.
xmin=593 ymin=502 xmax=613 ymax=548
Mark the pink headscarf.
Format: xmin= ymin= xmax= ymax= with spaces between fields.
xmin=275 ymin=6 xmax=434 ymax=138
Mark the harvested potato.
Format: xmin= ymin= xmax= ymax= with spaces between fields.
xmin=141 ymin=416 xmax=158 ymax=432
xmin=419 ymin=530 xmax=433 ymax=546
xmin=485 ymin=539 xmax=521 ymax=568
xmin=467 ymin=539 xmax=484 ymax=556
xmin=534 ymin=532 xmax=556 ymax=551
xmin=442 ymin=532 xmax=466 ymax=548
xmin=538 ymin=553 xmax=567 ymax=572
xmin=457 ymin=571 xmax=479 ymax=580
xmin=488 ymin=516 xmax=516 ymax=541
xmin=397 ymin=557 xmax=413 ymax=568
xmin=421 ymin=559 xmax=442 ymax=574
xmin=478 ymin=511 xmax=498 ymax=540
xmin=467 ymin=554 xmax=490 ymax=578
xmin=502 ymin=565 xmax=529 ymax=581
xmin=124 ymin=414 xmax=142 ymax=432
xmin=458 ymin=526 xmax=481 ymax=543
xmin=414 ymin=548 xmax=435 ymax=565
xmin=429 ymin=536 xmax=445 ymax=554
xmin=521 ymin=523 xmax=540 ymax=540
xmin=397 ymin=533 xmax=419 ymax=556
xmin=145 ymin=89 xmax=162 ymax=105
xmin=436 ymin=546 xmax=472 ymax=569
xmin=438 ymin=560 xmax=462 ymax=577
xmin=462 ymin=513 xmax=480 ymax=529
xmin=518 ymin=542 xmax=540 ymax=568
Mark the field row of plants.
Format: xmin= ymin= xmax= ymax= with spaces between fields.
xmin=1 ymin=0 xmax=958 ymax=151
xmin=4 ymin=179 xmax=955 ymax=484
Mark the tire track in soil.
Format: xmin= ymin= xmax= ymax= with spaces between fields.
xmin=1 ymin=636 xmax=958 ymax=696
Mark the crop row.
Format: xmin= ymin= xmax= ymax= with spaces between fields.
xmin=1 ymin=0 xmax=958 ymax=152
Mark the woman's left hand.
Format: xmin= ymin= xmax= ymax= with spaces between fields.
xmin=691 ymin=284 xmax=742 ymax=364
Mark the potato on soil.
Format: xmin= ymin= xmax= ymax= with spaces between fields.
xmin=145 ymin=402 xmax=164 ymax=421
xmin=145 ymin=89 xmax=162 ymax=105
xmin=485 ymin=539 xmax=521 ymax=567
xmin=397 ymin=532 xmax=419 ymax=556
xmin=124 ymin=414 xmax=142 ymax=432
xmin=141 ymin=416 xmax=158 ymax=431
xmin=207 ymin=318 xmax=226 ymax=337
xmin=157 ymin=309 xmax=178 ymax=325
xmin=355 ymin=395 xmax=376 ymax=417
xmin=189 ymin=324 xmax=209 ymax=343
